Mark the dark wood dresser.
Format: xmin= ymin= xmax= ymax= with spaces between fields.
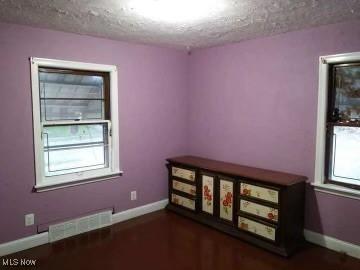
xmin=166 ymin=155 xmax=306 ymax=257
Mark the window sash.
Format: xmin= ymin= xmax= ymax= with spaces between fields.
xmin=38 ymin=67 xmax=111 ymax=121
xmin=39 ymin=120 xmax=113 ymax=184
xmin=42 ymin=121 xmax=111 ymax=177
xmin=325 ymin=124 xmax=360 ymax=188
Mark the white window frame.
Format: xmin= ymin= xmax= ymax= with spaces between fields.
xmin=31 ymin=57 xmax=122 ymax=191
xmin=314 ymin=52 xmax=360 ymax=200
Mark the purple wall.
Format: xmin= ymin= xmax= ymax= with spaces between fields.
xmin=1 ymin=20 xmax=360 ymax=246
xmin=188 ymin=20 xmax=360 ymax=245
xmin=0 ymin=23 xmax=189 ymax=243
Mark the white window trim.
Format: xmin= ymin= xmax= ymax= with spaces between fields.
xmin=314 ymin=52 xmax=360 ymax=200
xmin=30 ymin=57 xmax=122 ymax=192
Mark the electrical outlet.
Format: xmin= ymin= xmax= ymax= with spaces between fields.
xmin=25 ymin=213 xmax=34 ymax=226
xmin=130 ymin=191 xmax=137 ymax=201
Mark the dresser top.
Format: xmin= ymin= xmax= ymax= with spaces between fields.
xmin=167 ymin=156 xmax=307 ymax=186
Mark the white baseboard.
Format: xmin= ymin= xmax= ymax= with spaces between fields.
xmin=0 ymin=199 xmax=168 ymax=257
xmin=112 ymin=199 xmax=168 ymax=224
xmin=0 ymin=232 xmax=49 ymax=257
xmin=304 ymin=229 xmax=360 ymax=259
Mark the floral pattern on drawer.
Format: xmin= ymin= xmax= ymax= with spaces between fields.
xmin=220 ymin=179 xmax=233 ymax=221
xmin=202 ymin=175 xmax=214 ymax=214
xmin=172 ymin=167 xmax=196 ymax=181
xmin=172 ymin=194 xmax=195 ymax=210
xmin=240 ymin=183 xmax=279 ymax=204
xmin=172 ymin=180 xmax=196 ymax=195
xmin=238 ymin=217 xmax=276 ymax=241
xmin=240 ymin=199 xmax=279 ymax=222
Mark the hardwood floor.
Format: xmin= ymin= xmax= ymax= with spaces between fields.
xmin=2 ymin=210 xmax=359 ymax=270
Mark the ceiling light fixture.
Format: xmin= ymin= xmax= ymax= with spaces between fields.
xmin=127 ymin=0 xmax=226 ymax=24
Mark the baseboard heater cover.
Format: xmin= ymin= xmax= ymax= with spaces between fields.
xmin=48 ymin=210 xmax=112 ymax=242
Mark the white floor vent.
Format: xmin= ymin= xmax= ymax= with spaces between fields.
xmin=49 ymin=210 xmax=112 ymax=242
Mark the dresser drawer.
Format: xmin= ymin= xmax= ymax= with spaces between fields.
xmin=172 ymin=166 xmax=196 ymax=181
xmin=240 ymin=183 xmax=279 ymax=204
xmin=171 ymin=193 xmax=196 ymax=210
xmin=238 ymin=216 xmax=276 ymax=241
xmin=172 ymin=180 xmax=196 ymax=195
xmin=240 ymin=199 xmax=278 ymax=222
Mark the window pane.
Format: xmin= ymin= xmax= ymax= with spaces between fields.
xmin=39 ymin=70 xmax=105 ymax=121
xmin=43 ymin=123 xmax=109 ymax=176
xmin=330 ymin=126 xmax=360 ymax=182
xmin=39 ymin=72 xmax=104 ymax=99
xmin=333 ymin=65 xmax=360 ymax=121
xmin=41 ymin=99 xmax=104 ymax=121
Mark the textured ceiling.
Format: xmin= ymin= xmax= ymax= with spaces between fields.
xmin=0 ymin=0 xmax=359 ymax=50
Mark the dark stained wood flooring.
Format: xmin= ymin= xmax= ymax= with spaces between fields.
xmin=1 ymin=210 xmax=359 ymax=270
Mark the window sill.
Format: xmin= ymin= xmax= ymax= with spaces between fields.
xmin=312 ymin=182 xmax=360 ymax=201
xmin=34 ymin=171 xmax=123 ymax=192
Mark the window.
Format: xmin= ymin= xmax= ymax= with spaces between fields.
xmin=326 ymin=63 xmax=360 ymax=188
xmin=31 ymin=58 xmax=121 ymax=191
xmin=314 ymin=52 xmax=360 ymax=199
